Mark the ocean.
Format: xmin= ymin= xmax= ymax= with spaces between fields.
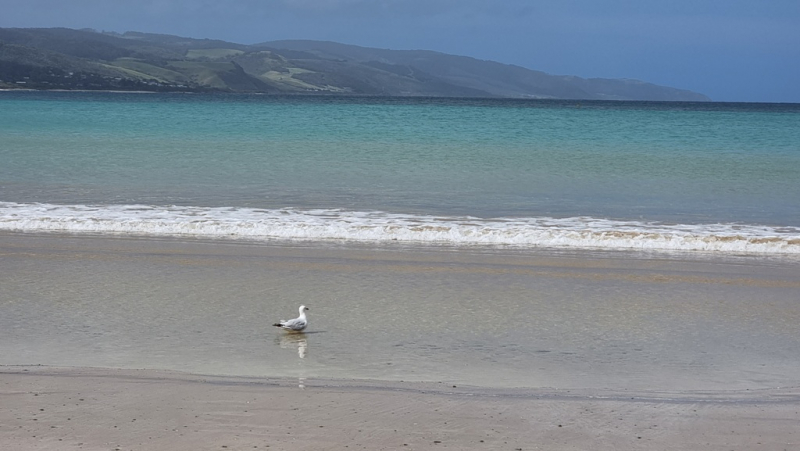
xmin=2 ymin=91 xmax=799 ymax=254
xmin=2 ymin=91 xmax=800 ymax=392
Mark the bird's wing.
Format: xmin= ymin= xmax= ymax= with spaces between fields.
xmin=283 ymin=318 xmax=307 ymax=330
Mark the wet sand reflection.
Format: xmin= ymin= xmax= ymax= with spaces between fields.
xmin=277 ymin=333 xmax=308 ymax=359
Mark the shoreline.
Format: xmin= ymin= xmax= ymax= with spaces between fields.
xmin=2 ymin=365 xmax=799 ymax=450
xmin=3 ymin=229 xmax=800 ymax=278
xmin=5 ymin=364 xmax=800 ymax=403
xmin=3 ymin=231 xmax=800 ymax=391
xmin=4 ymin=232 xmax=800 ymax=449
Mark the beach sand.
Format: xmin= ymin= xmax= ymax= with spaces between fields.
xmin=2 ymin=232 xmax=800 ymax=449
xmin=2 ymin=366 xmax=799 ymax=451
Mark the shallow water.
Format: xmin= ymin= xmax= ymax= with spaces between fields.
xmin=3 ymin=233 xmax=799 ymax=392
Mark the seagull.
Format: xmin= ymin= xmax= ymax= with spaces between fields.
xmin=273 ymin=305 xmax=309 ymax=332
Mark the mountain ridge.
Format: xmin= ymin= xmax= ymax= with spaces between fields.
xmin=0 ymin=27 xmax=710 ymax=101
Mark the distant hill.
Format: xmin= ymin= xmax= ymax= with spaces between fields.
xmin=0 ymin=27 xmax=710 ymax=101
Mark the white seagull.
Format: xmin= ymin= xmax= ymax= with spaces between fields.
xmin=273 ymin=305 xmax=309 ymax=332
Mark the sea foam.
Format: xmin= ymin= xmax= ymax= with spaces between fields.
xmin=1 ymin=202 xmax=798 ymax=254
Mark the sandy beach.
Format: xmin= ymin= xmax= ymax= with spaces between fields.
xmin=3 ymin=232 xmax=800 ymax=450
xmin=2 ymin=366 xmax=799 ymax=451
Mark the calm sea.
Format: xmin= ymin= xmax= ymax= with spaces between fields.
xmin=2 ymin=91 xmax=799 ymax=254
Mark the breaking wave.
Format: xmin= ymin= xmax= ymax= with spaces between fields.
xmin=1 ymin=202 xmax=798 ymax=254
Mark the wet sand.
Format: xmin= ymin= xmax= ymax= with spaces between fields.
xmin=2 ymin=366 xmax=799 ymax=451
xmin=3 ymin=232 xmax=800 ymax=391
xmin=2 ymin=232 xmax=800 ymax=449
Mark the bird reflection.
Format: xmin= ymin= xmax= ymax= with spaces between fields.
xmin=278 ymin=333 xmax=308 ymax=359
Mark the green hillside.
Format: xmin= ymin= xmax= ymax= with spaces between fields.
xmin=0 ymin=27 xmax=711 ymax=101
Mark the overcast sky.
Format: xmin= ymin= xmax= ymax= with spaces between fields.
xmin=2 ymin=0 xmax=798 ymax=102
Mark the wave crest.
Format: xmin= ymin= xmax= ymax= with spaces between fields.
xmin=1 ymin=202 xmax=798 ymax=254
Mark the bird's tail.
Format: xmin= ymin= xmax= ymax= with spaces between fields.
xmin=272 ymin=323 xmax=283 ymax=327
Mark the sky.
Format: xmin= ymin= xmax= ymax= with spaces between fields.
xmin=2 ymin=0 xmax=799 ymax=102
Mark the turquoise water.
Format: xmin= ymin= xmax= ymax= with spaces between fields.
xmin=2 ymin=92 xmax=799 ymax=253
